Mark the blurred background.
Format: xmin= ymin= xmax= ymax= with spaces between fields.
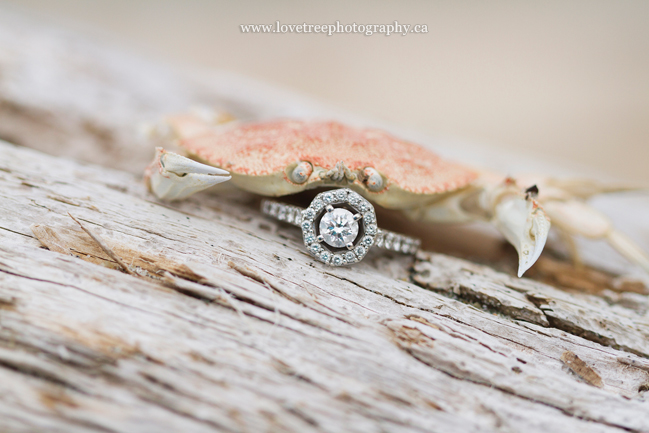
xmin=2 ymin=0 xmax=648 ymax=183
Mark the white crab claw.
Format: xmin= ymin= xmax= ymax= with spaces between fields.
xmin=145 ymin=147 xmax=230 ymax=200
xmin=493 ymin=195 xmax=551 ymax=277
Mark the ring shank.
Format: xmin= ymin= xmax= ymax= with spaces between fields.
xmin=261 ymin=199 xmax=421 ymax=255
xmin=261 ymin=199 xmax=303 ymax=227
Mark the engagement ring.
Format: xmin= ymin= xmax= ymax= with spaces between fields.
xmin=262 ymin=188 xmax=421 ymax=266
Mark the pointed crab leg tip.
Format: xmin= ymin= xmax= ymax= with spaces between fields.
xmin=516 ymin=248 xmax=539 ymax=277
xmin=493 ymin=195 xmax=551 ymax=278
xmin=160 ymin=152 xmax=230 ymax=176
xmin=203 ymin=173 xmax=232 ymax=186
xmin=516 ymin=211 xmax=550 ymax=277
xmin=517 ymin=239 xmax=546 ymax=277
xmin=149 ymin=172 xmax=231 ymax=201
xmin=145 ymin=148 xmax=231 ymax=200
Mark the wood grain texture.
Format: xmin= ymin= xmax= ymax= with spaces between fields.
xmin=1 ymin=7 xmax=649 ymax=433
xmin=2 ymin=139 xmax=649 ymax=433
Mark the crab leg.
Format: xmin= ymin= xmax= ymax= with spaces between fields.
xmin=145 ymin=147 xmax=231 ymax=201
xmin=404 ymin=177 xmax=551 ymax=277
xmin=607 ymin=230 xmax=649 ymax=274
xmin=543 ymin=198 xmax=649 ymax=274
xmin=410 ymin=173 xmax=649 ymax=276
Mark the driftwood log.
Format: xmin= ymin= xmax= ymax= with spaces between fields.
xmin=2 ymin=8 xmax=649 ymax=433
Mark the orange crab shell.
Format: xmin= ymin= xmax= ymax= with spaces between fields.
xmin=166 ymin=115 xmax=478 ymax=209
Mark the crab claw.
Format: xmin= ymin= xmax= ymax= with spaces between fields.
xmin=492 ymin=194 xmax=551 ymax=277
xmin=145 ymin=147 xmax=230 ymax=200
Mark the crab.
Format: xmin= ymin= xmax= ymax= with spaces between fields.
xmin=144 ymin=113 xmax=649 ymax=277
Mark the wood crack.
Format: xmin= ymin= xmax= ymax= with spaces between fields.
xmin=390 ymin=323 xmax=637 ymax=433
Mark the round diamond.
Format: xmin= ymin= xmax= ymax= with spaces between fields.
xmin=312 ymin=199 xmax=323 ymax=210
xmin=319 ymin=208 xmax=359 ymax=248
xmin=362 ymin=236 xmax=374 ymax=247
xmin=348 ymin=193 xmax=361 ymax=205
xmin=365 ymin=224 xmax=377 ymax=235
xmin=323 ymin=193 xmax=333 ymax=204
xmin=345 ymin=251 xmax=356 ymax=262
xmin=335 ymin=190 xmax=347 ymax=200
xmin=320 ymin=251 xmax=331 ymax=262
xmin=303 ymin=208 xmax=315 ymax=220
xmin=332 ymin=255 xmax=344 ymax=266
xmin=302 ymin=221 xmax=311 ymax=231
xmin=364 ymin=213 xmax=375 ymax=223
xmin=355 ymin=246 xmax=366 ymax=256
xmin=310 ymin=243 xmax=322 ymax=254
xmin=304 ymin=233 xmax=316 ymax=244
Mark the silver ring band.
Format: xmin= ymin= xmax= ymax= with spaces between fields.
xmin=262 ymin=198 xmax=420 ymax=256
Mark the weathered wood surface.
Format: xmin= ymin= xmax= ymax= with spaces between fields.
xmin=2 ymin=140 xmax=649 ymax=433
xmin=2 ymin=7 xmax=649 ymax=433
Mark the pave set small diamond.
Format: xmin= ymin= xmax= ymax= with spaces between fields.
xmin=261 ymin=189 xmax=420 ymax=266
xmin=374 ymin=231 xmax=420 ymax=254
xmin=262 ymin=201 xmax=303 ymax=225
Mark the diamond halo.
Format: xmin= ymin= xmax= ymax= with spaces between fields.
xmin=301 ymin=189 xmax=376 ymax=266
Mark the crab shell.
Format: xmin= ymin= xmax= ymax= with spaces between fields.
xmin=166 ymin=115 xmax=478 ymax=209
